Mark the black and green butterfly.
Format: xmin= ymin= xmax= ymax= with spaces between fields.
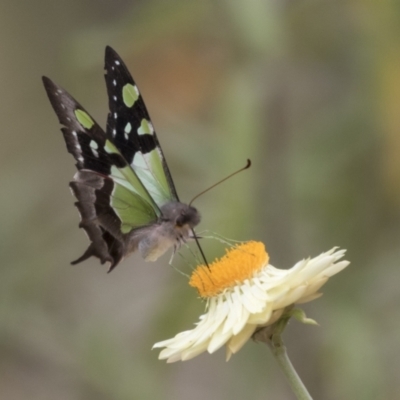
xmin=43 ymin=46 xmax=201 ymax=272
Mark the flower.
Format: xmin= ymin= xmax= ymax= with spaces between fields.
xmin=153 ymin=242 xmax=349 ymax=363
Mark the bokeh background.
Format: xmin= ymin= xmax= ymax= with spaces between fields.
xmin=2 ymin=1 xmax=400 ymax=399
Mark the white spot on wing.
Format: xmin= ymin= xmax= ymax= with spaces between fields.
xmin=89 ymin=140 xmax=98 ymax=150
xmin=91 ymin=148 xmax=99 ymax=158
xmin=113 ymin=79 xmax=117 ymax=86
xmin=125 ymin=122 xmax=132 ymax=133
xmin=114 ymin=112 xmax=117 ymax=119
xmin=78 ymin=155 xmax=84 ymax=162
xmin=113 ymin=96 xmax=117 ymax=101
xmin=112 ymin=129 xmax=116 ymax=136
xmin=72 ymin=131 xmax=77 ymax=138
xmin=115 ymin=60 xmax=120 ymax=65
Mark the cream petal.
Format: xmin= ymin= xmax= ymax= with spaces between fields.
xmin=166 ymin=354 xmax=184 ymax=363
xmin=247 ymin=304 xmax=273 ymax=325
xmin=266 ymin=308 xmax=285 ymax=326
xmin=247 ymin=279 xmax=270 ymax=301
xmin=264 ymin=265 xmax=290 ymax=278
xmin=188 ymin=316 xmax=226 ymax=348
xmin=226 ymin=324 xmax=257 ymax=360
xmin=230 ymin=290 xmax=243 ymax=325
xmin=241 ymin=284 xmax=268 ymax=311
xmin=263 ymin=282 xmax=290 ymax=301
xmin=300 ymin=277 xmax=329 ymax=299
xmin=232 ymin=307 xmax=250 ymax=335
xmin=321 ymin=260 xmax=350 ymax=277
xmin=287 ymin=258 xmax=309 ymax=275
xmin=222 ymin=295 xmax=245 ymax=335
xmin=154 ymin=301 xmax=226 ymax=354
xmin=207 ymin=324 xmax=234 ymax=353
xmin=273 ymin=285 xmax=308 ymax=309
xmin=238 ymin=285 xmax=265 ymax=314
xmin=296 ymin=292 xmax=323 ymax=304
xmin=159 ymin=346 xmax=183 ymax=360
xmin=181 ymin=342 xmax=210 ymax=361
xmin=153 ymin=330 xmax=193 ymax=349
xmin=290 ymin=257 xmax=333 ymax=286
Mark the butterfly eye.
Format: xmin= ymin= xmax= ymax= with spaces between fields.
xmin=176 ymin=214 xmax=188 ymax=227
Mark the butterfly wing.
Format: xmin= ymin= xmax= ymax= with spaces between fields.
xmin=103 ymin=46 xmax=179 ymax=207
xmin=42 ymin=77 xmax=161 ymax=270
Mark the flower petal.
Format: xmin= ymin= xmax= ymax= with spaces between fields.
xmin=226 ymin=324 xmax=257 ymax=361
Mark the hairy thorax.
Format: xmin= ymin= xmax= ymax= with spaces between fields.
xmin=128 ymin=201 xmax=201 ymax=261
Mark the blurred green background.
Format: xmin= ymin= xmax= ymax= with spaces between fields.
xmin=2 ymin=0 xmax=400 ymax=399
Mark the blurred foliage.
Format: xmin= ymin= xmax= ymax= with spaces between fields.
xmin=1 ymin=0 xmax=400 ymax=399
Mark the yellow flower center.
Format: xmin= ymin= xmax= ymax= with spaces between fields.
xmin=189 ymin=241 xmax=269 ymax=298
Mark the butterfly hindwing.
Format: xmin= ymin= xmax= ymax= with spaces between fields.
xmin=104 ymin=46 xmax=179 ymax=206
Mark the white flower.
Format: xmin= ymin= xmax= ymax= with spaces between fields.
xmin=153 ymin=242 xmax=349 ymax=363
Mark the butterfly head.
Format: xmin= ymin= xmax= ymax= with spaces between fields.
xmin=160 ymin=202 xmax=201 ymax=230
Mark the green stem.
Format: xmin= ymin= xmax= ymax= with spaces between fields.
xmin=269 ymin=333 xmax=313 ymax=400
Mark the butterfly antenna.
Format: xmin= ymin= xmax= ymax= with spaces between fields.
xmin=189 ymin=159 xmax=251 ymax=206
xmin=189 ymin=159 xmax=251 ymax=268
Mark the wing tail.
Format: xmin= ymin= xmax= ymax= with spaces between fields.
xmin=71 ymin=243 xmax=102 ymax=265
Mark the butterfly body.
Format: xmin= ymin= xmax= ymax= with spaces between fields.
xmin=43 ymin=46 xmax=200 ymax=271
xmin=130 ymin=201 xmax=201 ymax=261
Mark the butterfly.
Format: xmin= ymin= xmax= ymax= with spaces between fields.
xmin=42 ymin=46 xmax=201 ymax=272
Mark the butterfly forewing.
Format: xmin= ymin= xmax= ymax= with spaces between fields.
xmin=104 ymin=46 xmax=179 ymax=206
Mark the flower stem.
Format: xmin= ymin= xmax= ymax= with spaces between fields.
xmin=269 ymin=332 xmax=313 ymax=400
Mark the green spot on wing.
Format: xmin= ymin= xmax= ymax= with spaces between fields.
xmin=122 ymin=83 xmax=139 ymax=108
xmin=75 ymin=109 xmax=94 ymax=129
xmin=137 ymin=119 xmax=153 ymax=136
xmin=104 ymin=140 xmax=116 ymax=154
